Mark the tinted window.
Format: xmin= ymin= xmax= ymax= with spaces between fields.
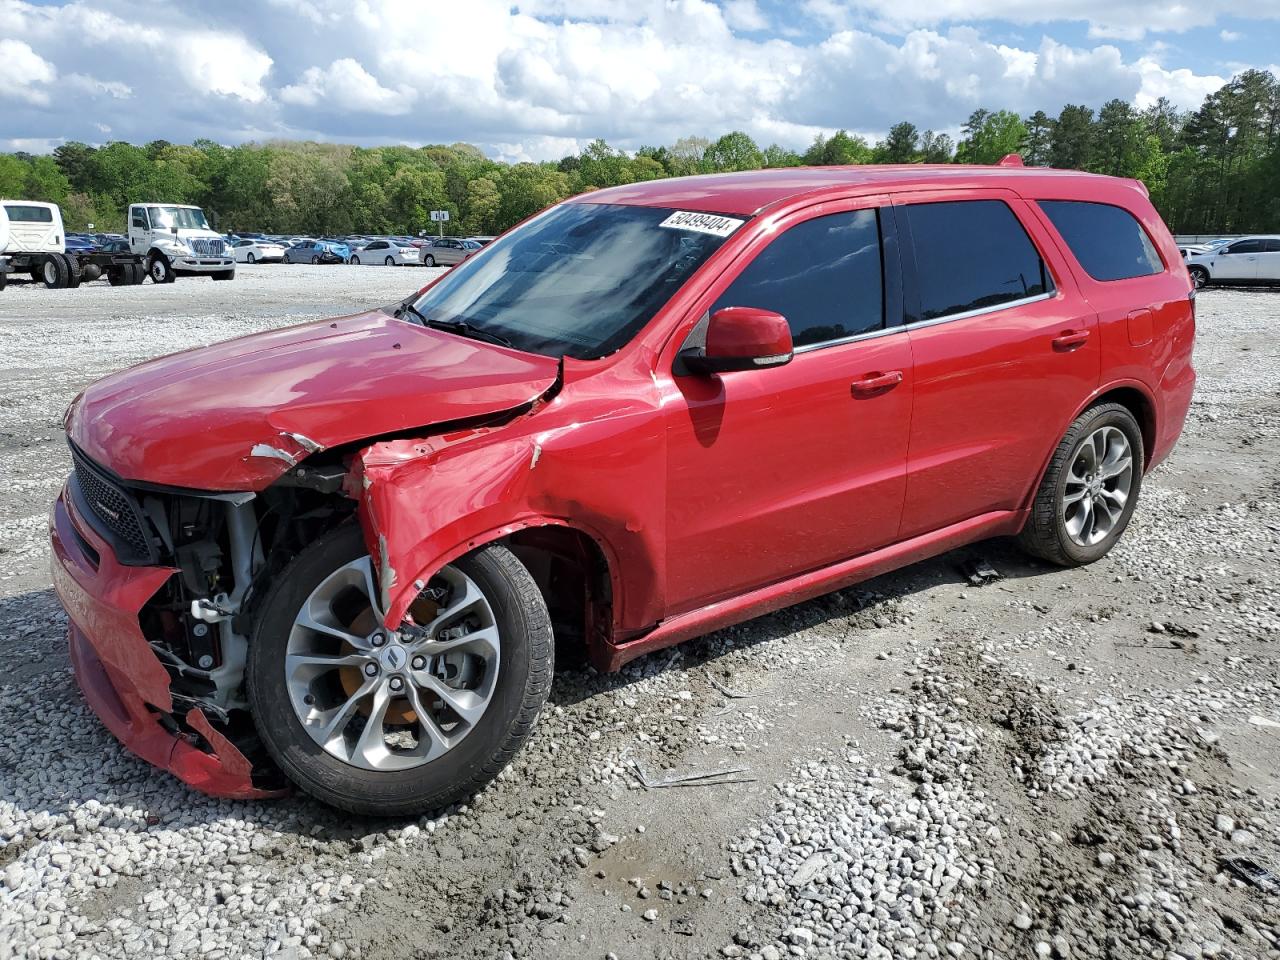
xmin=369 ymin=241 xmax=385 ymax=249
xmin=1225 ymin=239 xmax=1264 ymax=254
xmin=1265 ymin=239 xmax=1280 ymax=253
xmin=906 ymin=200 xmax=1051 ymax=321
xmin=5 ymin=204 xmax=54 ymax=223
xmin=1039 ymin=201 xmax=1163 ymax=281
xmin=712 ymin=210 xmax=883 ymax=348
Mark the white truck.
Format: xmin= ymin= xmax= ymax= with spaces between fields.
xmin=0 ymin=199 xmax=147 ymax=290
xmin=127 ymin=203 xmax=234 ymax=282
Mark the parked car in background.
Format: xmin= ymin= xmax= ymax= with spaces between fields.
xmin=1184 ymin=236 xmax=1280 ymax=288
xmin=283 ymin=239 xmax=350 ymax=264
xmin=65 ymin=234 xmax=97 ymax=254
xmin=420 ymin=236 xmax=478 ymax=266
xmin=351 ymin=239 xmax=420 ymax=265
xmin=50 ymin=163 xmax=1195 ymax=815
xmin=466 ymin=235 xmax=497 ymax=246
xmin=233 ymin=239 xmax=287 ymax=264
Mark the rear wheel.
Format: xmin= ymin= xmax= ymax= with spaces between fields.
xmin=247 ymin=525 xmax=553 ymax=816
xmin=247 ymin=253 xmax=256 ymax=264
xmin=311 ymin=254 xmax=321 ymax=264
xmin=41 ymin=254 xmax=70 ymax=289
xmin=351 ymin=256 xmax=361 ymax=265
xmin=423 ymin=254 xmax=436 ymax=267
xmin=385 ymin=256 xmax=395 ymax=266
xmin=1189 ymin=266 xmax=1209 ymax=289
xmin=64 ymin=255 xmax=82 ymax=289
xmin=1019 ymin=402 xmax=1144 ymax=567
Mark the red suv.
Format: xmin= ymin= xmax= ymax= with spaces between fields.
xmin=51 ymin=162 xmax=1196 ymax=814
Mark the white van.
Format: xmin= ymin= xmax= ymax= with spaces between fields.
xmin=127 ymin=203 xmax=235 ymax=282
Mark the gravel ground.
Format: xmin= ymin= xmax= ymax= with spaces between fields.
xmin=0 ymin=266 xmax=1277 ymax=960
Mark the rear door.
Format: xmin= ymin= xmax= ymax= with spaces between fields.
xmin=1260 ymin=238 xmax=1280 ymax=281
xmin=1212 ymin=238 xmax=1262 ymax=280
xmin=662 ymin=196 xmax=914 ymax=612
xmin=895 ymin=191 xmax=1099 ymax=537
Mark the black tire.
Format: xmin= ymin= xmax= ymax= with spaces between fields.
xmin=1018 ymin=402 xmax=1145 ymax=567
xmin=0 ymin=267 xmax=7 ymax=292
xmin=247 ymin=525 xmax=554 ymax=816
xmin=108 ymin=267 xmax=127 ymax=286
xmin=385 ymin=256 xmax=396 ymax=266
xmin=148 ymin=253 xmax=175 ymax=284
xmin=128 ymin=262 xmax=147 ymax=285
xmin=423 ymin=254 xmax=436 ymax=267
xmin=211 ymin=270 xmax=235 ymax=281
xmin=247 ymin=253 xmax=256 ymax=264
xmin=352 ymin=256 xmax=361 ymax=265
xmin=311 ymin=254 xmax=321 ymax=264
xmin=40 ymin=254 xmax=70 ymax=289
xmin=1189 ymin=266 xmax=1208 ymax=289
xmin=63 ymin=254 xmax=83 ymax=289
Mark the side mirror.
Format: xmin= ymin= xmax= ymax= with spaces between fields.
xmin=680 ymin=307 xmax=793 ymax=375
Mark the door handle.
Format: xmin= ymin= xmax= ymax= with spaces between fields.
xmin=851 ymin=370 xmax=903 ymax=397
xmin=1052 ymin=330 xmax=1091 ymax=352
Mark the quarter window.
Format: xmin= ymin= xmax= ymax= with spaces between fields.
xmin=1039 ymin=200 xmax=1163 ymax=281
xmin=1264 ymin=239 xmax=1280 ymax=253
xmin=712 ymin=209 xmax=884 ymax=349
xmin=905 ymin=200 xmax=1051 ymax=322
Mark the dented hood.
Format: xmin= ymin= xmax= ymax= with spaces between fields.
xmin=68 ymin=310 xmax=560 ymax=490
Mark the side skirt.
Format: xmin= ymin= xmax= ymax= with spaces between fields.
xmin=594 ymin=509 xmax=1025 ymax=672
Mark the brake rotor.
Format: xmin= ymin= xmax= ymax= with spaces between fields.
xmin=337 ymin=595 xmax=440 ymax=724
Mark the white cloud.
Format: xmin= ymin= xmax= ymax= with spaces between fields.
xmin=1219 ymin=29 xmax=1240 ymax=41
xmin=0 ymin=38 xmax=56 ymax=105
xmin=723 ymin=0 xmax=769 ymax=31
xmin=799 ymin=0 xmax=1280 ymax=41
xmin=0 ymin=0 xmax=1268 ymax=160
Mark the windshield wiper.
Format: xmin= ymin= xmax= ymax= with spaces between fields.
xmin=394 ymin=302 xmax=515 ymax=349
xmin=423 ymin=317 xmax=514 ymax=349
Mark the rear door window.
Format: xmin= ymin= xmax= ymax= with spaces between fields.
xmin=904 ymin=200 xmax=1052 ymax=322
xmin=1224 ymin=239 xmax=1264 ymax=254
xmin=1039 ymin=200 xmax=1164 ymax=281
xmin=712 ymin=209 xmax=884 ymax=349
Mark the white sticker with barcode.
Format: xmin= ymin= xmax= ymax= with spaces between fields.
xmin=658 ymin=211 xmax=744 ymax=237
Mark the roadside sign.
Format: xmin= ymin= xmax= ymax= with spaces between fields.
xmin=430 ymin=209 xmax=450 ymax=237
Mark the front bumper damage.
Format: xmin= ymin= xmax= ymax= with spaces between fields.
xmin=50 ymin=487 xmax=283 ymax=800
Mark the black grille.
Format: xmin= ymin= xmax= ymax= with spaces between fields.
xmin=69 ymin=446 xmax=156 ymax=565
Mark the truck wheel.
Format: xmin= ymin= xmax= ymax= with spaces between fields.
xmin=1018 ymin=402 xmax=1144 ymax=567
xmin=41 ymin=255 xmax=70 ymax=289
xmin=148 ymin=254 xmax=175 ymax=284
xmin=129 ymin=263 xmax=147 ymax=285
xmin=64 ymin=255 xmax=83 ymax=289
xmin=211 ymin=270 xmax=235 ymax=281
xmin=108 ymin=267 xmax=127 ymax=286
xmin=0 ymin=268 xmax=6 ymax=292
xmin=247 ymin=525 xmax=553 ymax=817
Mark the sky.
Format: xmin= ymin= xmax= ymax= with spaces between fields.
xmin=1 ymin=0 xmax=1278 ymax=162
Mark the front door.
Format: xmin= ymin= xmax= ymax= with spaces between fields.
xmin=662 ymin=198 xmax=913 ymax=614
xmin=1212 ymin=238 xmax=1262 ymax=280
xmin=895 ymin=192 xmax=1100 ymax=537
xmin=128 ymin=206 xmax=150 ymax=255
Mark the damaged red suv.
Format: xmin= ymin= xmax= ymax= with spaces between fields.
xmin=51 ymin=163 xmax=1195 ymax=814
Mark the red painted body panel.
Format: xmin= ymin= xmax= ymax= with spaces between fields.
xmin=55 ymin=165 xmax=1197 ymax=796
xmin=68 ymin=311 xmax=560 ymax=490
xmin=51 ymin=490 xmax=282 ymax=799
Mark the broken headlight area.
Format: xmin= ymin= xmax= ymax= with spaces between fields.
xmin=72 ymin=444 xmax=359 ymax=784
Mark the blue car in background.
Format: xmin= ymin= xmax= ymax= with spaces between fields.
xmin=283 ymin=238 xmax=350 ymax=264
xmin=65 ymin=234 xmax=98 ymax=253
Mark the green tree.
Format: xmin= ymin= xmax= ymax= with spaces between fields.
xmin=1023 ymin=111 xmax=1054 ymax=166
xmin=1050 ymin=105 xmax=1095 ymax=170
xmin=956 ymin=110 xmax=1027 ymax=164
xmin=877 ymin=122 xmax=919 ymax=163
xmin=919 ymin=131 xmax=954 ymax=163
xmin=704 ymin=131 xmax=763 ymax=171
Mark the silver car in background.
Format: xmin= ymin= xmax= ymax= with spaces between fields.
xmin=350 ymin=239 xmax=420 ymax=266
xmin=420 ymin=236 xmax=480 ymax=266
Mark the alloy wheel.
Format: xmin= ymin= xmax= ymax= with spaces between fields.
xmin=284 ymin=556 xmax=501 ymax=771
xmin=1062 ymin=425 xmax=1134 ymax=547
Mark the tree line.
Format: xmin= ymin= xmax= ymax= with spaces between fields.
xmin=1 ymin=70 xmax=1276 ymax=237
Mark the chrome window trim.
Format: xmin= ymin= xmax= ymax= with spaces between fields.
xmin=792 ymin=291 xmax=1054 ymax=355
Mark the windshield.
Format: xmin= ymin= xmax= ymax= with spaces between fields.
xmin=150 ymin=206 xmax=210 ymax=230
xmin=411 ymin=202 xmax=740 ymax=359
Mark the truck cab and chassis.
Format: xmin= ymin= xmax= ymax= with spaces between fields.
xmin=50 ymin=163 xmax=1196 ymax=813
xmin=0 ymin=200 xmax=147 ymax=289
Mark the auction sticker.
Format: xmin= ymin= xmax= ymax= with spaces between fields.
xmin=658 ymin=211 xmax=745 ymax=237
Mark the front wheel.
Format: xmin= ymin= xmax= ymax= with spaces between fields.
xmin=148 ymin=254 xmax=175 ymax=283
xmin=423 ymin=254 xmax=436 ymax=267
xmin=311 ymin=255 xmax=321 ymax=264
xmin=1019 ymin=402 xmax=1144 ymax=567
xmin=351 ymin=256 xmax=361 ymax=265
xmin=247 ymin=253 xmax=256 ymax=264
xmin=247 ymin=526 xmax=553 ymax=816
xmin=1189 ymin=266 xmax=1208 ymax=289
xmin=385 ymin=256 xmax=395 ymax=266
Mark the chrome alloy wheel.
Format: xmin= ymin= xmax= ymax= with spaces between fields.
xmin=285 ymin=556 xmax=500 ymax=771
xmin=1062 ymin=425 xmax=1134 ymax=547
